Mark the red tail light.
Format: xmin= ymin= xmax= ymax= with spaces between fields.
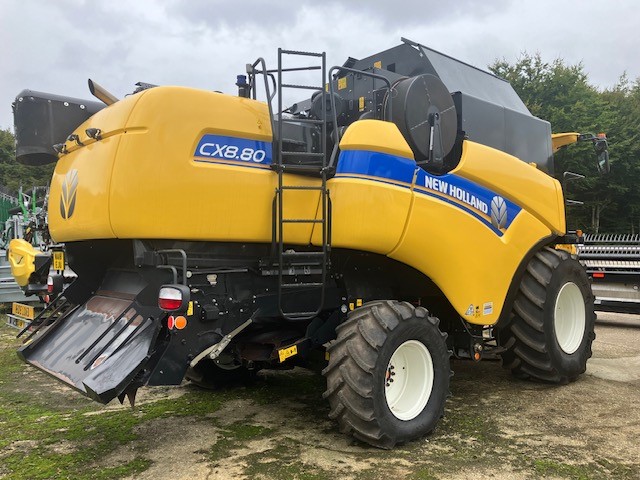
xmin=158 ymin=285 xmax=190 ymax=312
xmin=47 ymin=276 xmax=54 ymax=293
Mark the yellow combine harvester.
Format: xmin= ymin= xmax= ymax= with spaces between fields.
xmin=9 ymin=38 xmax=608 ymax=448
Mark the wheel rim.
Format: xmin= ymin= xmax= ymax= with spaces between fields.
xmin=553 ymin=282 xmax=586 ymax=354
xmin=384 ymin=340 xmax=434 ymax=421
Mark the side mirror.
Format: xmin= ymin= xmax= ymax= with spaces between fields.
xmin=594 ymin=138 xmax=610 ymax=174
xmin=578 ymin=133 xmax=610 ymax=175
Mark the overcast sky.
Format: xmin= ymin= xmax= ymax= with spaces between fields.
xmin=1 ymin=0 xmax=639 ymax=130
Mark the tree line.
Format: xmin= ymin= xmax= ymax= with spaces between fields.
xmin=490 ymin=54 xmax=640 ymax=234
xmin=1 ymin=54 xmax=639 ymax=232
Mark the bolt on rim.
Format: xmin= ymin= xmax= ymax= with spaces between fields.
xmin=553 ymin=282 xmax=586 ymax=354
xmin=384 ymin=339 xmax=434 ymax=421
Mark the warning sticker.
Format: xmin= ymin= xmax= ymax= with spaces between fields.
xmin=465 ymin=304 xmax=474 ymax=316
xmin=483 ymin=302 xmax=494 ymax=316
xmin=278 ymin=345 xmax=298 ymax=363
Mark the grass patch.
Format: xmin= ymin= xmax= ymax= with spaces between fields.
xmin=533 ymin=459 xmax=593 ymax=479
xmin=242 ymin=441 xmax=331 ymax=480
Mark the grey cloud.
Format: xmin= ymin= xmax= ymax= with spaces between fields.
xmin=1 ymin=0 xmax=639 ymax=131
xmin=167 ymin=0 xmax=510 ymax=29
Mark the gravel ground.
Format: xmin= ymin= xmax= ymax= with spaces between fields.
xmin=1 ymin=312 xmax=639 ymax=479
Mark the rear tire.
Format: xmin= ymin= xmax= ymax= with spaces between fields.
xmin=322 ymin=300 xmax=450 ymax=449
xmin=499 ymin=247 xmax=596 ymax=383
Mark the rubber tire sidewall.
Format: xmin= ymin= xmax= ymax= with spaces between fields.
xmin=371 ymin=317 xmax=449 ymax=443
xmin=544 ymin=256 xmax=595 ymax=378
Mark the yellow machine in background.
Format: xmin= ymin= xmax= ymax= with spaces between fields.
xmin=10 ymin=39 xmax=608 ymax=449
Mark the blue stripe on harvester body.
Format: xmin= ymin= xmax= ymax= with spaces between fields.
xmin=335 ymin=149 xmax=522 ymax=236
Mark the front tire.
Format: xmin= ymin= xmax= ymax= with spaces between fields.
xmin=499 ymin=247 xmax=596 ymax=383
xmin=322 ymin=301 xmax=450 ymax=449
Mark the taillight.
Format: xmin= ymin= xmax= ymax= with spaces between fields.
xmin=158 ymin=284 xmax=190 ymax=312
xmin=47 ymin=274 xmax=64 ymax=295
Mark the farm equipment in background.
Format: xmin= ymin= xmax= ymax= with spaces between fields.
xmin=0 ymin=186 xmax=53 ymax=311
xmin=8 ymin=38 xmax=608 ymax=448
xmin=577 ymin=234 xmax=640 ymax=312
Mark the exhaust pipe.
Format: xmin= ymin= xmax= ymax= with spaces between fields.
xmin=88 ymin=79 xmax=119 ymax=106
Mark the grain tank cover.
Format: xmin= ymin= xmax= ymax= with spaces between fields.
xmin=348 ymin=39 xmax=553 ymax=173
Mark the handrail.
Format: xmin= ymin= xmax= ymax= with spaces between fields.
xmin=247 ymin=57 xmax=275 ymax=136
xmin=327 ymin=66 xmax=393 ymax=168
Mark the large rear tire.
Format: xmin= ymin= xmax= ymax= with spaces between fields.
xmin=499 ymin=247 xmax=596 ymax=383
xmin=322 ymin=301 xmax=450 ymax=449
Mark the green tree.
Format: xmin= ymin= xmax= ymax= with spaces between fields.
xmin=0 ymin=128 xmax=54 ymax=196
xmin=490 ymin=54 xmax=640 ymax=233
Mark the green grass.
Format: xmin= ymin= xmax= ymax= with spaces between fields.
xmin=1 ymin=322 xmax=639 ymax=480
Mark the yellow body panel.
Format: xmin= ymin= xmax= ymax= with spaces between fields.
xmin=551 ymin=132 xmax=580 ymax=153
xmin=49 ymin=95 xmax=144 ymax=241
xmin=8 ymin=239 xmax=42 ymax=287
xmin=324 ymin=178 xmax=413 ymax=254
xmin=314 ymin=120 xmax=415 ymax=253
xmin=339 ymin=119 xmax=415 ymax=158
xmin=391 ymin=198 xmax=552 ymax=324
xmin=49 ymin=87 xmax=320 ymax=244
xmin=326 ymin=120 xmax=561 ymax=324
xmin=452 ymin=142 xmax=566 ymax=234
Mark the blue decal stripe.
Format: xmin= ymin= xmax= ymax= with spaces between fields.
xmin=337 ymin=150 xmax=415 ymax=184
xmin=335 ymin=173 xmax=507 ymax=237
xmin=413 ymin=186 xmax=508 ymax=236
xmin=334 ymin=149 xmax=523 ymax=236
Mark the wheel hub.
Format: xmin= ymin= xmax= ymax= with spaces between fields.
xmin=384 ymin=340 xmax=434 ymax=421
xmin=553 ymin=282 xmax=586 ymax=354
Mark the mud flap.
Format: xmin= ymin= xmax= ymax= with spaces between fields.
xmin=18 ymin=294 xmax=162 ymax=404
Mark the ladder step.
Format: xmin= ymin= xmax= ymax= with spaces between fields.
xmin=281 ymin=185 xmax=325 ymax=191
xmin=282 ymin=251 xmax=325 ymax=257
xmin=281 ymin=83 xmax=323 ymax=91
xmin=273 ymin=164 xmax=325 ymax=174
xmin=281 ymin=151 xmax=325 ymax=157
xmin=282 ymin=219 xmax=323 ymax=223
xmin=282 ymin=283 xmax=324 ymax=289
xmin=283 ymin=312 xmax=320 ymax=319
xmin=281 ymin=117 xmax=325 ymax=125
xmin=280 ymin=49 xmax=324 ymax=57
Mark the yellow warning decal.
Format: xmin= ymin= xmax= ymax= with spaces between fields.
xmin=358 ymin=97 xmax=365 ymax=111
xmin=349 ymin=302 xmax=355 ymax=311
xmin=356 ymin=298 xmax=363 ymax=307
xmin=338 ymin=77 xmax=347 ymax=90
xmin=278 ymin=345 xmax=298 ymax=363
xmin=325 ymin=351 xmax=330 ymax=361
xmin=53 ymin=251 xmax=65 ymax=271
xmin=373 ymin=60 xmax=382 ymax=69
xmin=187 ymin=301 xmax=194 ymax=316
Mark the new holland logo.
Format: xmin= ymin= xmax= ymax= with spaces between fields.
xmin=490 ymin=195 xmax=507 ymax=230
xmin=60 ymin=169 xmax=79 ymax=220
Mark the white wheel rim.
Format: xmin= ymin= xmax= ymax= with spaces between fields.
xmin=384 ymin=340 xmax=434 ymax=421
xmin=553 ymin=282 xmax=586 ymax=354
